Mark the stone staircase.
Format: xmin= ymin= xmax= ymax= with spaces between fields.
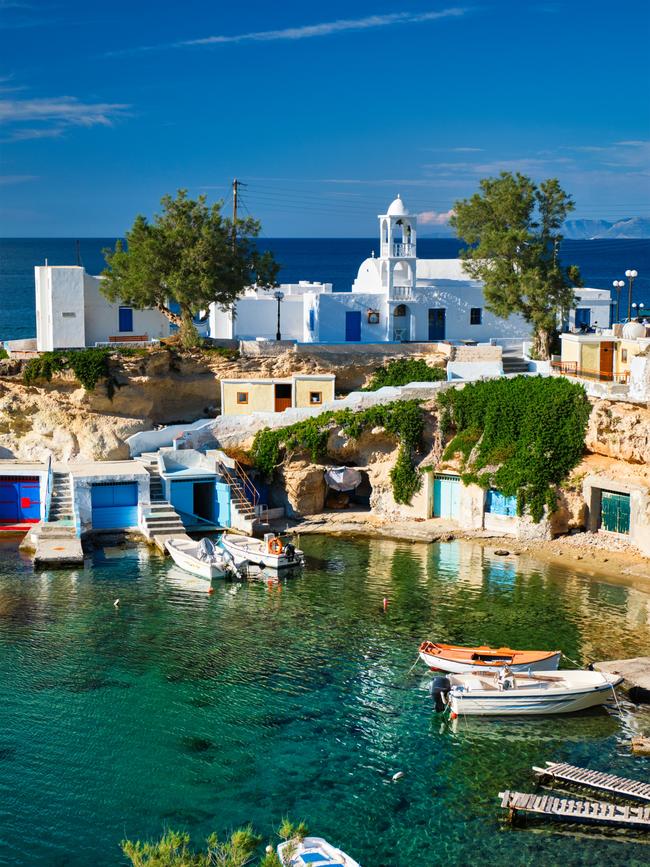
xmin=26 ymin=471 xmax=84 ymax=567
xmin=502 ymin=355 xmax=531 ymax=375
xmin=137 ymin=454 xmax=187 ymax=548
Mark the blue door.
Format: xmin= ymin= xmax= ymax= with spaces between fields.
xmin=432 ymin=475 xmax=460 ymax=519
xmin=91 ymin=483 xmax=138 ymax=529
xmin=428 ymin=308 xmax=446 ymax=340
xmin=0 ymin=476 xmax=41 ymax=523
xmin=485 ymin=489 xmax=517 ymax=517
xmin=345 ymin=310 xmax=362 ymax=342
xmin=119 ymin=306 xmax=134 ymax=332
xmin=575 ymin=308 xmax=591 ymax=329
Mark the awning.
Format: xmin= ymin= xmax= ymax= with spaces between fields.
xmin=324 ymin=466 xmax=362 ymax=492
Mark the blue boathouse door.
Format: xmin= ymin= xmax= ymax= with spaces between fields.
xmin=91 ymin=482 xmax=138 ymax=529
xmin=432 ymin=474 xmax=460 ymax=519
xmin=0 ymin=476 xmax=41 ymax=523
xmin=428 ymin=308 xmax=446 ymax=340
xmin=345 ymin=310 xmax=362 ymax=342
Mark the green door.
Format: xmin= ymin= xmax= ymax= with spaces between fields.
xmin=600 ymin=490 xmax=630 ymax=534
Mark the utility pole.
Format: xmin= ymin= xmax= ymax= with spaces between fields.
xmin=231 ymin=178 xmax=246 ymax=250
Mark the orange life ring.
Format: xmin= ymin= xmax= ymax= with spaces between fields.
xmin=268 ymin=537 xmax=283 ymax=555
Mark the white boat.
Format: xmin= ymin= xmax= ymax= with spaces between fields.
xmin=431 ymin=669 xmax=623 ymax=717
xmin=419 ymin=641 xmax=561 ymax=674
xmin=166 ymin=537 xmax=229 ymax=580
xmin=277 ymin=836 xmax=361 ymax=867
xmin=220 ymin=532 xmax=304 ymax=571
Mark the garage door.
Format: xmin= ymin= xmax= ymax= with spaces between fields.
xmin=600 ymin=490 xmax=630 ymax=535
xmin=433 ymin=474 xmax=460 ymax=519
xmin=0 ymin=476 xmax=41 ymax=523
xmin=91 ymin=482 xmax=138 ymax=529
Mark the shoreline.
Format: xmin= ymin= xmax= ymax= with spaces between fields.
xmin=283 ymin=512 xmax=650 ymax=586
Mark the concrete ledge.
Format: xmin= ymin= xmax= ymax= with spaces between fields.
xmin=593 ymin=657 xmax=650 ymax=704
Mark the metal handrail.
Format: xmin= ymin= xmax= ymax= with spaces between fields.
xmin=551 ymin=360 xmax=629 ymax=383
xmin=220 ymin=459 xmax=259 ymax=510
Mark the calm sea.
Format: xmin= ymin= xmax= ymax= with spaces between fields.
xmin=0 ymin=237 xmax=649 ymax=341
xmin=0 ymin=535 xmax=649 ymax=865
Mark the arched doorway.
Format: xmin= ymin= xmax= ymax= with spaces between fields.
xmin=393 ymin=303 xmax=411 ymax=342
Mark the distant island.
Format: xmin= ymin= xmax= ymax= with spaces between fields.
xmin=420 ymin=216 xmax=650 ymax=240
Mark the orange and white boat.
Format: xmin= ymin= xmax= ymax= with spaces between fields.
xmin=418 ymin=641 xmax=561 ymax=674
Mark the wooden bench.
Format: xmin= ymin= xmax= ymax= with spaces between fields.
xmin=108 ymin=335 xmax=149 ymax=343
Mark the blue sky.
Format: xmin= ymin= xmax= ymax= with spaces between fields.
xmin=1 ymin=0 xmax=649 ymax=236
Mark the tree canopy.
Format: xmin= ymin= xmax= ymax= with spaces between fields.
xmin=102 ymin=190 xmax=280 ymax=346
xmin=450 ymin=173 xmax=581 ymax=359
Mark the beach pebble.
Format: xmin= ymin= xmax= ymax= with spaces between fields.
xmin=494 ymin=549 xmax=510 ymax=556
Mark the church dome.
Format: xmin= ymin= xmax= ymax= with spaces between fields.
xmin=387 ymin=194 xmax=408 ymax=216
xmin=622 ymin=320 xmax=646 ymax=339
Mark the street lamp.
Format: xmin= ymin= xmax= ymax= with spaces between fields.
xmin=625 ymin=269 xmax=638 ymax=320
xmin=612 ymin=279 xmax=625 ymax=322
xmin=274 ymin=290 xmax=284 ymax=341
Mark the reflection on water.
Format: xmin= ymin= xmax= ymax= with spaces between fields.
xmin=0 ymin=536 xmax=648 ymax=866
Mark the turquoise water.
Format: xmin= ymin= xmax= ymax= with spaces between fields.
xmin=0 ymin=535 xmax=649 ymax=866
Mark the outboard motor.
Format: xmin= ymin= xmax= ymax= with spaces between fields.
xmin=285 ymin=543 xmax=296 ymax=563
xmin=429 ymin=676 xmax=451 ymax=713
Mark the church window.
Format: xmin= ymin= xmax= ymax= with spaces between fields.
xmin=470 ymin=308 xmax=482 ymax=325
xmin=394 ymin=304 xmax=407 ymax=317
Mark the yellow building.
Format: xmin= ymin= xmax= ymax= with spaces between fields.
xmin=220 ymin=374 xmax=336 ymax=416
xmin=557 ymin=333 xmax=645 ymax=382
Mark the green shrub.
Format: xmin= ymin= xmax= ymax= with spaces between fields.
xmin=23 ymin=348 xmax=113 ymax=391
xmin=364 ymin=358 xmax=446 ymax=390
xmin=0 ymin=346 xmax=8 ymax=361
xmin=438 ymin=376 xmax=590 ymax=522
xmin=250 ymin=400 xmax=425 ymax=505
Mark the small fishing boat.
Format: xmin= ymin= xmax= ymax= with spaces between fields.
xmin=419 ymin=641 xmax=561 ymax=673
xmin=277 ymin=836 xmax=361 ymax=867
xmin=220 ymin=532 xmax=304 ymax=571
xmin=430 ymin=669 xmax=623 ymax=717
xmin=166 ymin=537 xmax=229 ymax=580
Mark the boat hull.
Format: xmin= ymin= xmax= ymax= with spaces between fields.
xmin=277 ymin=836 xmax=360 ymax=867
xmin=166 ymin=542 xmax=226 ymax=580
xmin=420 ymin=650 xmax=561 ymax=674
xmin=448 ymin=678 xmax=622 ymax=717
xmin=220 ymin=535 xmax=304 ymax=571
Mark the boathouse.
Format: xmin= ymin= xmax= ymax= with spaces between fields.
xmin=69 ymin=461 xmax=152 ymax=533
xmin=220 ymin=374 xmax=336 ymax=416
xmin=0 ymin=459 xmax=50 ymax=529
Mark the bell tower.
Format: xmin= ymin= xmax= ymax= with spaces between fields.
xmin=378 ymin=195 xmax=417 ymax=300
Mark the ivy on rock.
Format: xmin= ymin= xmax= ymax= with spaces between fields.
xmin=363 ymin=358 xmax=446 ymax=391
xmin=438 ymin=375 xmax=591 ymax=522
xmin=249 ymin=400 xmax=425 ymax=505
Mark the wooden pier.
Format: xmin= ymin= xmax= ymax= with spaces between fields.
xmin=533 ymin=761 xmax=650 ymax=803
xmin=499 ymin=790 xmax=650 ymax=830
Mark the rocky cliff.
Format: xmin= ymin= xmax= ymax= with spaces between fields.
xmin=0 ymin=346 xmax=446 ymax=462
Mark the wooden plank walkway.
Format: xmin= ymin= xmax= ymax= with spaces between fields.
xmin=533 ymin=762 xmax=650 ymax=803
xmin=499 ymin=790 xmax=650 ymax=829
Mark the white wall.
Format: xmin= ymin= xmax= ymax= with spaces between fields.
xmin=223 ymin=295 xmax=307 ymax=341
xmin=316 ymin=292 xmax=388 ymax=342
xmin=83 ymin=274 xmax=171 ymax=345
xmin=36 ymin=267 xmax=86 ymax=350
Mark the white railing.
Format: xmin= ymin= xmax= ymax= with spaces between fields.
xmin=393 ymin=243 xmax=414 ymax=257
xmin=391 ymin=285 xmax=413 ymax=300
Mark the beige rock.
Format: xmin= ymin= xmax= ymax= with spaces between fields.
xmin=276 ymin=461 xmax=326 ymax=517
xmin=586 ymin=400 xmax=650 ymax=464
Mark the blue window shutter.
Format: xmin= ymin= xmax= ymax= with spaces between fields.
xmin=119 ymin=307 xmax=134 ymax=332
xmin=309 ymin=309 xmax=315 ymax=331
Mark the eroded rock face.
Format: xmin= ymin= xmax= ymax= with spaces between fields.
xmin=274 ymin=461 xmax=327 ymax=517
xmin=586 ymin=400 xmax=650 ymax=464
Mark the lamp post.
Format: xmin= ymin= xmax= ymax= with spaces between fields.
xmin=625 ymin=269 xmax=638 ymax=320
xmin=640 ymin=301 xmax=646 ymax=320
xmin=274 ymin=290 xmax=284 ymax=341
xmin=612 ymin=279 xmax=625 ymax=322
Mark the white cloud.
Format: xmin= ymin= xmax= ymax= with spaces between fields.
xmin=107 ymin=8 xmax=467 ymax=55
xmin=418 ymin=208 xmax=455 ymax=225
xmin=0 ymin=93 xmax=130 ymax=143
xmin=0 ymin=174 xmax=37 ymax=185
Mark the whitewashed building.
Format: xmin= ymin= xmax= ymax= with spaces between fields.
xmin=210 ymin=195 xmax=611 ymax=345
xmin=33 ymin=266 xmax=172 ymax=351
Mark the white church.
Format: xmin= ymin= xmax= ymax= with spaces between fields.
xmin=210 ymin=195 xmax=612 ymax=344
xmin=22 ymin=195 xmax=612 ymax=352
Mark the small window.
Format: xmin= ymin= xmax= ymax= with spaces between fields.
xmin=621 ymin=349 xmax=628 ymax=363
xmin=61 ymin=312 xmax=76 ymax=318
xmin=310 ymin=391 xmax=322 ymax=405
xmin=470 ymin=307 xmax=482 ymax=325
xmin=236 ymin=391 xmax=248 ymax=404
xmin=308 ymin=309 xmax=315 ymax=331
xmin=394 ymin=304 xmax=407 ymax=317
